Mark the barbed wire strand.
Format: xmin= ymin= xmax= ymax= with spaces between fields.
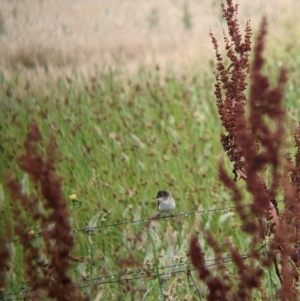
xmin=80 ymin=253 xmax=257 ymax=287
xmin=3 ymin=251 xmax=260 ymax=300
xmin=88 ymin=252 xmax=253 ymax=284
xmin=1 ymin=203 xmax=254 ymax=245
xmin=77 ymin=203 xmax=253 ymax=232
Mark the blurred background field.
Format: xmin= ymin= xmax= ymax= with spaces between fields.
xmin=1 ymin=1 xmax=300 ymax=300
xmin=1 ymin=0 xmax=300 ymax=79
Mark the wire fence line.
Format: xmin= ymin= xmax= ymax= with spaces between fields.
xmin=1 ymin=203 xmax=253 ymax=245
xmin=1 ymin=201 xmax=275 ymax=299
xmin=2 ymin=251 xmax=262 ymax=300
xmin=78 ymin=252 xmax=255 ymax=287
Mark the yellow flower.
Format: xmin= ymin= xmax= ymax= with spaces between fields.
xmin=69 ymin=193 xmax=77 ymax=201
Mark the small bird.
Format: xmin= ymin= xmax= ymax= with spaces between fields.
xmin=153 ymin=190 xmax=176 ymax=214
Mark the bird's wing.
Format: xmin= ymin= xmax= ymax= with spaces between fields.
xmin=157 ymin=200 xmax=160 ymax=210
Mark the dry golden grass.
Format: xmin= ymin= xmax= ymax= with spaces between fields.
xmin=0 ymin=0 xmax=299 ymax=80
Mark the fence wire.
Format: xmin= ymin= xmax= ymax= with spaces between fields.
xmin=1 ymin=203 xmax=253 ymax=245
xmin=2 ymin=200 xmax=276 ymax=300
xmin=2 ymin=251 xmax=262 ymax=300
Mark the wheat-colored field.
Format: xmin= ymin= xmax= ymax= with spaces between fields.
xmin=1 ymin=0 xmax=299 ymax=79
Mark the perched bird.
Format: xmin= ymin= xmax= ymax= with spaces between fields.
xmin=153 ymin=190 xmax=175 ymax=214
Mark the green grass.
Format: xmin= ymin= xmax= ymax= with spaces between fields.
xmin=1 ymin=55 xmax=300 ymax=300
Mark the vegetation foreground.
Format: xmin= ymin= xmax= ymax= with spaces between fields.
xmin=1 ymin=1 xmax=300 ymax=300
